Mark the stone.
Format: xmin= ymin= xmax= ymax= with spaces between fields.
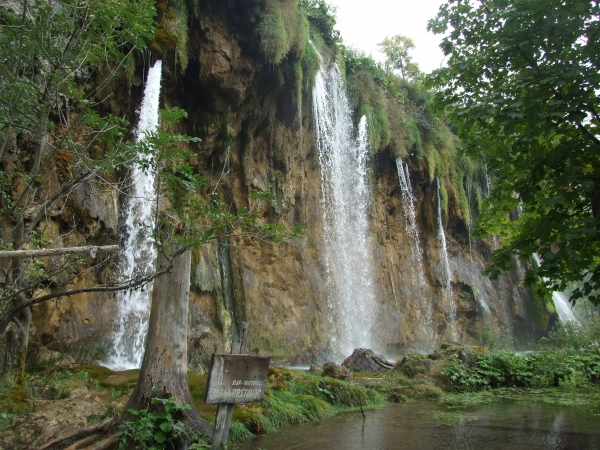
xmin=0 ymin=388 xmax=109 ymax=450
xmin=342 ymin=348 xmax=393 ymax=374
xmin=35 ymin=346 xmax=75 ymax=371
xmin=394 ymin=356 xmax=431 ymax=378
xmin=321 ymin=361 xmax=352 ymax=380
xmin=309 ymin=364 xmax=323 ymax=374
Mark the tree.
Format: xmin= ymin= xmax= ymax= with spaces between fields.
xmin=378 ymin=35 xmax=421 ymax=81
xmin=0 ymin=0 xmax=156 ymax=380
xmin=427 ymin=0 xmax=600 ymax=303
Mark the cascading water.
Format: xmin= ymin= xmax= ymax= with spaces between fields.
xmin=313 ymin=63 xmax=377 ymax=357
xmin=465 ymin=181 xmax=474 ymax=259
xmin=395 ymin=158 xmax=426 ymax=290
xmin=436 ymin=179 xmax=457 ymax=339
xmin=108 ymin=60 xmax=162 ymax=369
xmin=532 ymin=254 xmax=580 ymax=325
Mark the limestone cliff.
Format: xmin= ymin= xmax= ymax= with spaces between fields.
xmin=31 ymin=0 xmax=553 ymax=369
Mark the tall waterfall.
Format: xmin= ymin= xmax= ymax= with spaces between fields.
xmin=396 ymin=158 xmax=426 ymax=290
xmin=436 ymin=179 xmax=457 ymax=339
xmin=108 ymin=60 xmax=162 ymax=369
xmin=313 ymin=64 xmax=377 ymax=357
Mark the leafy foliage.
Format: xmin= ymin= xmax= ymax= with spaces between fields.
xmin=118 ymin=397 xmax=210 ymax=450
xmin=378 ymin=35 xmax=420 ymax=81
xmin=298 ymin=0 xmax=340 ymax=47
xmin=428 ymin=0 xmax=600 ymax=303
xmin=442 ymin=321 xmax=600 ymax=392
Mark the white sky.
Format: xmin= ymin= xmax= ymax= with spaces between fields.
xmin=326 ymin=0 xmax=447 ymax=74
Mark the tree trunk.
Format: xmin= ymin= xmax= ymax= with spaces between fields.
xmin=121 ymin=249 xmax=213 ymax=438
xmin=3 ymin=219 xmax=31 ymax=384
xmin=3 ymin=304 xmax=31 ymax=384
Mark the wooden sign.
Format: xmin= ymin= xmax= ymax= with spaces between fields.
xmin=205 ymin=354 xmax=270 ymax=404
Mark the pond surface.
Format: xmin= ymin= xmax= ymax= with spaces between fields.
xmin=235 ymin=401 xmax=600 ymax=450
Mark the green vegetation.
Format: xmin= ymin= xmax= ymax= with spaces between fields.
xmin=151 ymin=0 xmax=200 ymax=71
xmin=229 ymin=368 xmax=384 ymax=441
xmin=428 ymin=0 xmax=600 ymax=304
xmin=256 ymin=0 xmax=309 ymax=64
xmin=118 ymin=397 xmax=211 ymax=450
xmin=298 ymin=0 xmax=340 ymax=47
xmin=186 ymin=368 xmax=383 ymax=443
xmin=0 ymin=377 xmax=31 ymax=431
xmin=441 ymin=321 xmax=600 ymax=393
xmin=341 ymin=43 xmax=486 ymax=223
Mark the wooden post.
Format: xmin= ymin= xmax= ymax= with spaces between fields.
xmin=212 ymin=322 xmax=250 ymax=449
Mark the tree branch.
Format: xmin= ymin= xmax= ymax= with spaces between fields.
xmin=0 ymin=245 xmax=119 ymax=260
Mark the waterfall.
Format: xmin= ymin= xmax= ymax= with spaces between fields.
xmin=436 ymin=179 xmax=457 ymax=339
xmin=465 ymin=180 xmax=474 ymax=259
xmin=312 ymin=63 xmax=377 ymax=357
xmin=532 ymin=254 xmax=580 ymax=326
xmin=108 ymin=60 xmax=162 ymax=369
xmin=395 ymin=158 xmax=426 ymax=290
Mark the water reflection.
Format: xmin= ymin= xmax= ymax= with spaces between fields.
xmin=235 ymin=402 xmax=600 ymax=450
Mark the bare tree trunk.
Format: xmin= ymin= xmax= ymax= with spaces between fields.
xmin=121 ymin=249 xmax=213 ymax=439
xmin=0 ymin=245 xmax=119 ymax=260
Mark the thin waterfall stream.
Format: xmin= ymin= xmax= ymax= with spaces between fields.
xmin=312 ymin=63 xmax=377 ymax=357
xmin=108 ymin=60 xmax=162 ymax=369
xmin=532 ymin=254 xmax=580 ymax=325
xmin=436 ymin=179 xmax=457 ymax=340
xmin=396 ymin=158 xmax=426 ymax=290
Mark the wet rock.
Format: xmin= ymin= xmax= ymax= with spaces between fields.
xmin=0 ymin=388 xmax=109 ymax=450
xmin=321 ymin=361 xmax=352 ymax=380
xmin=309 ymin=364 xmax=323 ymax=374
xmin=35 ymin=346 xmax=75 ymax=371
xmin=394 ymin=356 xmax=431 ymax=378
xmin=342 ymin=348 xmax=393 ymax=374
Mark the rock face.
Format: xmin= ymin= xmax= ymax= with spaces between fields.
xmin=28 ymin=0 xmax=553 ymax=368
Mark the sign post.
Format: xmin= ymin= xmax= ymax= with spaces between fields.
xmin=206 ymin=323 xmax=270 ymax=449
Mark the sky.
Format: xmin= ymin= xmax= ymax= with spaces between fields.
xmin=326 ymin=0 xmax=447 ymax=74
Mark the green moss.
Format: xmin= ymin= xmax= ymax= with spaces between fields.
xmin=149 ymin=1 xmax=189 ymax=72
xmin=256 ymin=0 xmax=309 ymax=64
xmin=229 ymin=369 xmax=384 ymax=442
xmin=347 ymin=70 xmax=390 ymax=152
xmin=389 ymin=383 xmax=444 ymax=402
xmin=300 ymin=40 xmax=321 ymax=92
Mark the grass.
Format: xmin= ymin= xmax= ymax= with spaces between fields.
xmin=256 ymin=0 xmax=309 ymax=65
xmin=0 ymin=379 xmax=32 ymax=431
xmin=187 ymin=366 xmax=385 ymax=442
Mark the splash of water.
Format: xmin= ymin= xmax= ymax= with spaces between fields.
xmin=312 ymin=63 xmax=377 ymax=357
xmin=395 ymin=158 xmax=426 ymax=290
xmin=532 ymin=254 xmax=580 ymax=326
xmin=437 ymin=179 xmax=457 ymax=339
xmin=108 ymin=60 xmax=162 ymax=369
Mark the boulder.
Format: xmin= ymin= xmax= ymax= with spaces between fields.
xmin=341 ymin=348 xmax=393 ymax=373
xmin=309 ymin=364 xmax=323 ymax=374
xmin=321 ymin=361 xmax=352 ymax=380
